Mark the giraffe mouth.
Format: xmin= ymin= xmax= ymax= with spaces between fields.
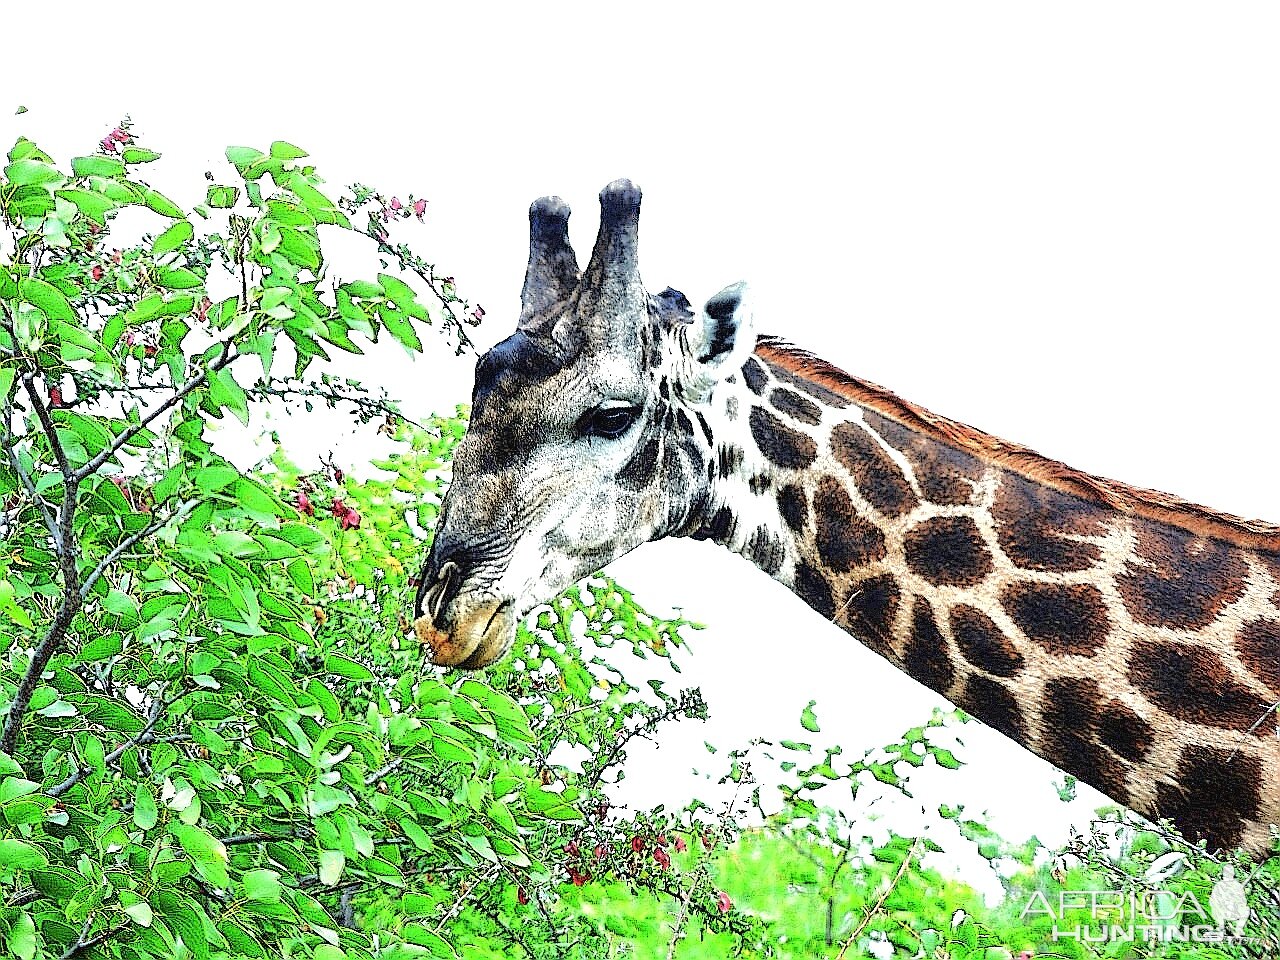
xmin=413 ymin=597 xmax=515 ymax=669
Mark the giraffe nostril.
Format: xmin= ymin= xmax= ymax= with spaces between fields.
xmin=418 ymin=560 xmax=462 ymax=626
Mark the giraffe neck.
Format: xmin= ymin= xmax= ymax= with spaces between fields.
xmin=692 ymin=338 xmax=1280 ymax=854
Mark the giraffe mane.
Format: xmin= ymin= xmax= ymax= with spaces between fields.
xmin=756 ymin=336 xmax=1280 ymax=553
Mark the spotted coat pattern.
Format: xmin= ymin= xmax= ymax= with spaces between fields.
xmin=701 ymin=339 xmax=1280 ymax=854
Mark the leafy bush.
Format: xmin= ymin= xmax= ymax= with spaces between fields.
xmin=0 ymin=125 xmax=754 ymax=959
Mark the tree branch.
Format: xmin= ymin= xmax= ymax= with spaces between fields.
xmin=78 ymin=498 xmax=199 ymax=601
xmin=1 ymin=417 xmax=62 ymax=550
xmin=47 ymin=690 xmax=180 ymax=798
xmin=74 ymin=342 xmax=234 ymax=482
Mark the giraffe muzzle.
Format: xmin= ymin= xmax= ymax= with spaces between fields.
xmin=412 ymin=561 xmax=516 ymax=669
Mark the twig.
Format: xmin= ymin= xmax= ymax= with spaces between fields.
xmin=60 ymin=922 xmax=125 ymax=959
xmin=1 ymin=419 xmax=62 ymax=549
xmin=74 ymin=343 xmax=234 ymax=482
xmin=78 ymin=498 xmax=199 ymax=600
xmin=48 ymin=690 xmax=181 ymax=798
xmin=835 ymin=838 xmax=921 ymax=959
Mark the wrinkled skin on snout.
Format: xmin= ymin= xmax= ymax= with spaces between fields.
xmin=412 ymin=180 xmax=754 ymax=668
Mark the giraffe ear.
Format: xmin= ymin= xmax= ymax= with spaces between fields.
xmin=679 ymin=282 xmax=755 ymax=398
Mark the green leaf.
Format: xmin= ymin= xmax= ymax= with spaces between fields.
xmin=286 ymin=558 xmax=314 ymax=595
xmin=134 ymin=783 xmax=158 ymax=829
xmin=8 ymin=911 xmax=35 ymax=960
xmin=209 ymin=368 xmax=249 ymax=424
xmin=158 ymin=266 xmax=203 ymax=290
xmin=270 ymin=141 xmax=309 ymax=161
xmin=71 ymin=155 xmax=124 ymax=178
xmin=0 ymin=579 xmax=33 ymax=629
xmin=56 ymin=187 xmax=115 ymax=222
xmin=0 ymin=777 xmax=39 ymax=802
xmin=144 ymin=188 xmax=184 ymax=218
xmin=206 ymin=184 xmax=239 ymax=208
xmin=800 ymin=700 xmax=821 ymax=733
xmin=0 ymin=837 xmax=48 ymax=870
xmin=19 ymin=277 xmax=75 ymax=321
xmin=122 ymin=147 xmax=161 ymax=164
xmin=4 ymin=158 xmax=61 ymax=186
xmin=0 ymin=367 xmax=15 ymax=403
xmin=242 ymin=868 xmax=283 ymax=902
xmin=152 ymin=220 xmax=193 ymax=257
xmin=195 ymin=465 xmax=240 ymax=493
xmin=318 ymin=849 xmax=345 ymax=886
xmin=325 ymin=654 xmax=374 ymax=683
xmin=225 ymin=145 xmax=266 ymax=173
xmin=170 ymin=823 xmax=228 ymax=886
xmin=124 ymin=901 xmax=154 ymax=926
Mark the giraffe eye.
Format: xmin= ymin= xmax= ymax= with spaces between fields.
xmin=581 ymin=405 xmax=640 ymax=440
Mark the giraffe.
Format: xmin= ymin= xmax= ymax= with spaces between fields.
xmin=413 ymin=180 xmax=1280 ymax=855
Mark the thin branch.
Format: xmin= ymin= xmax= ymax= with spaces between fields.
xmin=1 ymin=418 xmax=62 ymax=550
xmin=835 ymin=838 xmax=921 ymax=960
xmin=221 ymin=827 xmax=313 ymax=847
xmin=21 ymin=371 xmax=73 ymax=481
xmin=75 ymin=343 xmax=234 ymax=482
xmin=78 ymin=498 xmax=199 ymax=600
xmin=47 ymin=691 xmax=180 ymax=798
xmin=60 ymin=922 xmax=126 ymax=959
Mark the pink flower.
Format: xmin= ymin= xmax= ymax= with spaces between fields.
xmin=100 ymin=138 xmax=118 ymax=154
xmin=412 ymin=198 xmax=427 ymax=220
xmin=565 ymin=840 xmax=580 ymax=857
xmin=470 ymin=305 xmax=485 ymax=322
xmin=674 ymin=837 xmax=687 ymax=853
xmin=330 ymin=498 xmax=347 ymax=519
xmin=109 ymin=127 xmax=130 ymax=143
xmin=48 ymin=386 xmax=63 ymax=407
xmin=197 ymin=297 xmax=211 ymax=322
xmin=517 ymin=887 xmax=528 ymax=905
xmin=389 ymin=197 xmax=402 ymax=211
xmin=593 ymin=844 xmax=606 ymax=860
xmin=716 ymin=891 xmax=732 ymax=913
xmin=295 ymin=492 xmax=315 ymax=517
xmin=341 ymin=507 xmax=361 ymax=531
xmin=631 ymin=836 xmax=644 ymax=854
xmin=569 ymin=868 xmax=590 ymax=887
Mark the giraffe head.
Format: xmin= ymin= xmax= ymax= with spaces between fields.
xmin=412 ymin=180 xmax=755 ymax=667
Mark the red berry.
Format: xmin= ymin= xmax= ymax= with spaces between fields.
xmin=330 ymin=498 xmax=346 ymax=518
xmin=593 ymin=844 xmax=606 ymax=860
xmin=517 ymin=887 xmax=528 ymax=905
xmin=295 ymin=492 xmax=314 ymax=517
xmin=675 ymin=837 xmax=687 ymax=853
xmin=91 ymin=265 xmax=103 ymax=281
xmin=48 ymin=387 xmax=62 ymax=407
xmin=631 ymin=836 xmax=644 ymax=854
xmin=653 ymin=847 xmax=671 ymax=870
xmin=389 ymin=197 xmax=402 ymax=211
xmin=110 ymin=127 xmax=130 ymax=143
xmin=565 ymin=840 xmax=580 ymax=857
xmin=143 ymin=344 xmax=158 ymax=358
xmin=333 ymin=467 xmax=344 ymax=483
xmin=716 ymin=891 xmax=732 ymax=913
xmin=412 ymin=198 xmax=427 ymax=219
xmin=101 ymin=138 xmax=117 ymax=153
xmin=471 ymin=305 xmax=485 ymax=322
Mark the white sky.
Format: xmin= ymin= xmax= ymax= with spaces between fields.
xmin=7 ymin=2 xmax=1280 ymax=892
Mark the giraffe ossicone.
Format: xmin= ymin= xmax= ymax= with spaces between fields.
xmin=414 ymin=180 xmax=1280 ymax=855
